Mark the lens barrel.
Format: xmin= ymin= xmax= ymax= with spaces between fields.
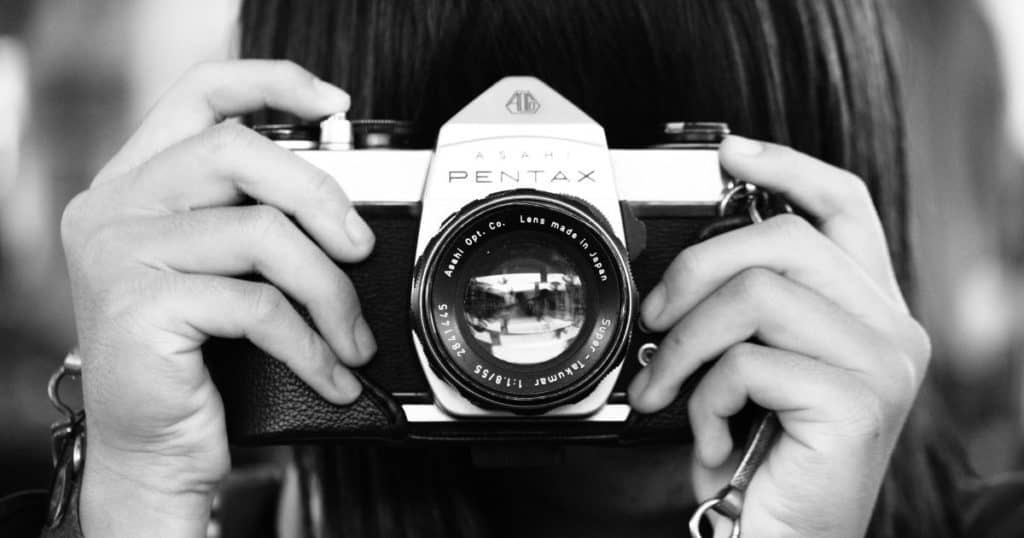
xmin=413 ymin=190 xmax=636 ymax=414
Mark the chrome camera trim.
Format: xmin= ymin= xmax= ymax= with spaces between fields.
xmin=295 ymin=148 xmax=725 ymax=208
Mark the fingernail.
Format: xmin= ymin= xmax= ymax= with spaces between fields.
xmin=312 ymin=78 xmax=351 ymax=111
xmin=331 ymin=363 xmax=362 ymax=402
xmin=722 ymin=135 xmax=764 ymax=157
xmin=353 ymin=314 xmax=377 ymax=359
xmin=641 ymin=282 xmax=667 ymax=328
xmin=345 ymin=209 xmax=375 ymax=249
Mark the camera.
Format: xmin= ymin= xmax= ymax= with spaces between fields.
xmin=206 ymin=77 xmax=769 ymax=444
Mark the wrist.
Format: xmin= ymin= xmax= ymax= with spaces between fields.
xmin=81 ymin=448 xmax=215 ymax=538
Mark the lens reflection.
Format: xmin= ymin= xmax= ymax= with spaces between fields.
xmin=463 ymin=243 xmax=586 ymax=365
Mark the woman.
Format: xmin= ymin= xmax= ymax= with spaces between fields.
xmin=5 ymin=0 xmax=1023 ymax=536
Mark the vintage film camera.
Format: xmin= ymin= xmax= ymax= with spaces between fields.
xmin=206 ymin=77 xmax=775 ymax=443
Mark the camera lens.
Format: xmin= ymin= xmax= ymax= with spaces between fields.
xmin=462 ymin=235 xmax=587 ymax=366
xmin=413 ymin=190 xmax=636 ymax=414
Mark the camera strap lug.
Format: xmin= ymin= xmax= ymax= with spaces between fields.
xmin=717 ymin=182 xmax=793 ymax=224
xmin=699 ymin=182 xmax=792 ymax=243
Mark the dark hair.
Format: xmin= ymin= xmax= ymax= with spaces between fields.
xmin=241 ymin=1 xmax=968 ymax=536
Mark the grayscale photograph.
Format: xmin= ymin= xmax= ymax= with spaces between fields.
xmin=0 ymin=1 xmax=1022 ymax=537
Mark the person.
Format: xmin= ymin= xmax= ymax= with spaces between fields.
xmin=2 ymin=0 xmax=1023 ymax=536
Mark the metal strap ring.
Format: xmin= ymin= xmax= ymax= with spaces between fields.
xmin=747 ymin=192 xmax=765 ymax=224
xmin=718 ymin=183 xmax=754 ymax=218
xmin=47 ymin=350 xmax=82 ymax=422
xmin=689 ymin=495 xmax=741 ymax=538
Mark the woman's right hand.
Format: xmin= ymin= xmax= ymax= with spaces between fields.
xmin=60 ymin=60 xmax=375 ymax=537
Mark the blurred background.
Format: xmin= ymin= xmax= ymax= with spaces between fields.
xmin=0 ymin=0 xmax=1022 ymax=498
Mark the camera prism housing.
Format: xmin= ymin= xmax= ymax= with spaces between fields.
xmin=206 ymin=77 xmax=748 ymax=444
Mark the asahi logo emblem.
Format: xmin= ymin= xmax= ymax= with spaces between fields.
xmin=505 ymin=90 xmax=541 ymax=114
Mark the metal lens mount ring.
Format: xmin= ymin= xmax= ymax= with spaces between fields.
xmin=412 ymin=190 xmax=637 ymax=414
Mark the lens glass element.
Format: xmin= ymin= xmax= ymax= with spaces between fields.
xmin=413 ymin=191 xmax=636 ymax=412
xmin=462 ymin=237 xmax=585 ymax=365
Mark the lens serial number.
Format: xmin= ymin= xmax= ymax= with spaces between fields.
xmin=434 ymin=303 xmax=466 ymax=357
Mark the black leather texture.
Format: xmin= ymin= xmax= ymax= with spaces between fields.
xmin=205 ymin=206 xmax=732 ymax=444
xmin=206 ymin=339 xmax=408 ymax=444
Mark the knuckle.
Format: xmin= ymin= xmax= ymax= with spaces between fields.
xmin=716 ymin=343 xmax=758 ymax=380
xmin=297 ymin=171 xmax=346 ymax=221
xmin=304 ymin=323 xmax=327 ymax=355
xmin=271 ymin=60 xmax=314 ymax=85
xmin=856 ymin=391 xmax=887 ymax=439
xmin=186 ymin=60 xmax=221 ymax=78
xmin=60 ymin=191 xmax=92 ymax=250
xmin=897 ymin=350 xmax=923 ymax=394
xmin=663 ymin=330 xmax=686 ymax=354
xmin=720 ymin=342 xmax=758 ymax=368
xmin=882 ymin=348 xmax=923 ymax=406
xmin=329 ymin=268 xmax=355 ymax=304
xmin=840 ymin=381 xmax=889 ymax=440
xmin=905 ymin=319 xmax=933 ymax=367
xmin=205 ymin=122 xmax=257 ymax=157
xmin=770 ymin=143 xmax=799 ymax=164
xmin=765 ymin=213 xmax=814 ymax=242
xmin=310 ymin=169 xmax=339 ymax=200
xmin=248 ymin=283 xmax=288 ymax=322
xmin=182 ymin=60 xmax=231 ymax=90
xmin=305 ymin=262 xmax=351 ymax=316
xmin=838 ymin=169 xmax=870 ymax=197
xmin=670 ymin=248 xmax=705 ymax=284
xmin=246 ymin=205 xmax=291 ymax=242
xmin=727 ymin=267 xmax=777 ymax=305
xmin=301 ymin=167 xmax=348 ymax=213
xmin=295 ymin=322 xmax=328 ymax=369
xmin=878 ymin=318 xmax=932 ymax=397
xmin=835 ymin=170 xmax=874 ymax=211
xmin=182 ymin=61 xmax=213 ymax=83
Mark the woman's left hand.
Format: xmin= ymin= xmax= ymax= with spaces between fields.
xmin=628 ymin=135 xmax=931 ymax=538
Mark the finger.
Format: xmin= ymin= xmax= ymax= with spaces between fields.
xmin=143 ymin=274 xmax=362 ymax=405
xmin=128 ymin=206 xmax=375 ymax=366
xmin=689 ymin=451 xmax=742 ymax=518
xmin=98 ymin=60 xmax=349 ymax=181
xmin=629 ymin=268 xmax=916 ymax=413
xmin=107 ymin=122 xmax=374 ymax=263
xmin=719 ymin=136 xmax=899 ymax=298
xmin=686 ymin=343 xmax=881 ymax=468
xmin=641 ymin=213 xmax=910 ymax=336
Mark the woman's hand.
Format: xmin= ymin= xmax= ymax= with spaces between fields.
xmin=61 ymin=60 xmax=375 ymax=537
xmin=628 ymin=136 xmax=931 ymax=538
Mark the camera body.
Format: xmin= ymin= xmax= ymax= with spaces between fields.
xmin=206 ymin=77 xmax=750 ymax=444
